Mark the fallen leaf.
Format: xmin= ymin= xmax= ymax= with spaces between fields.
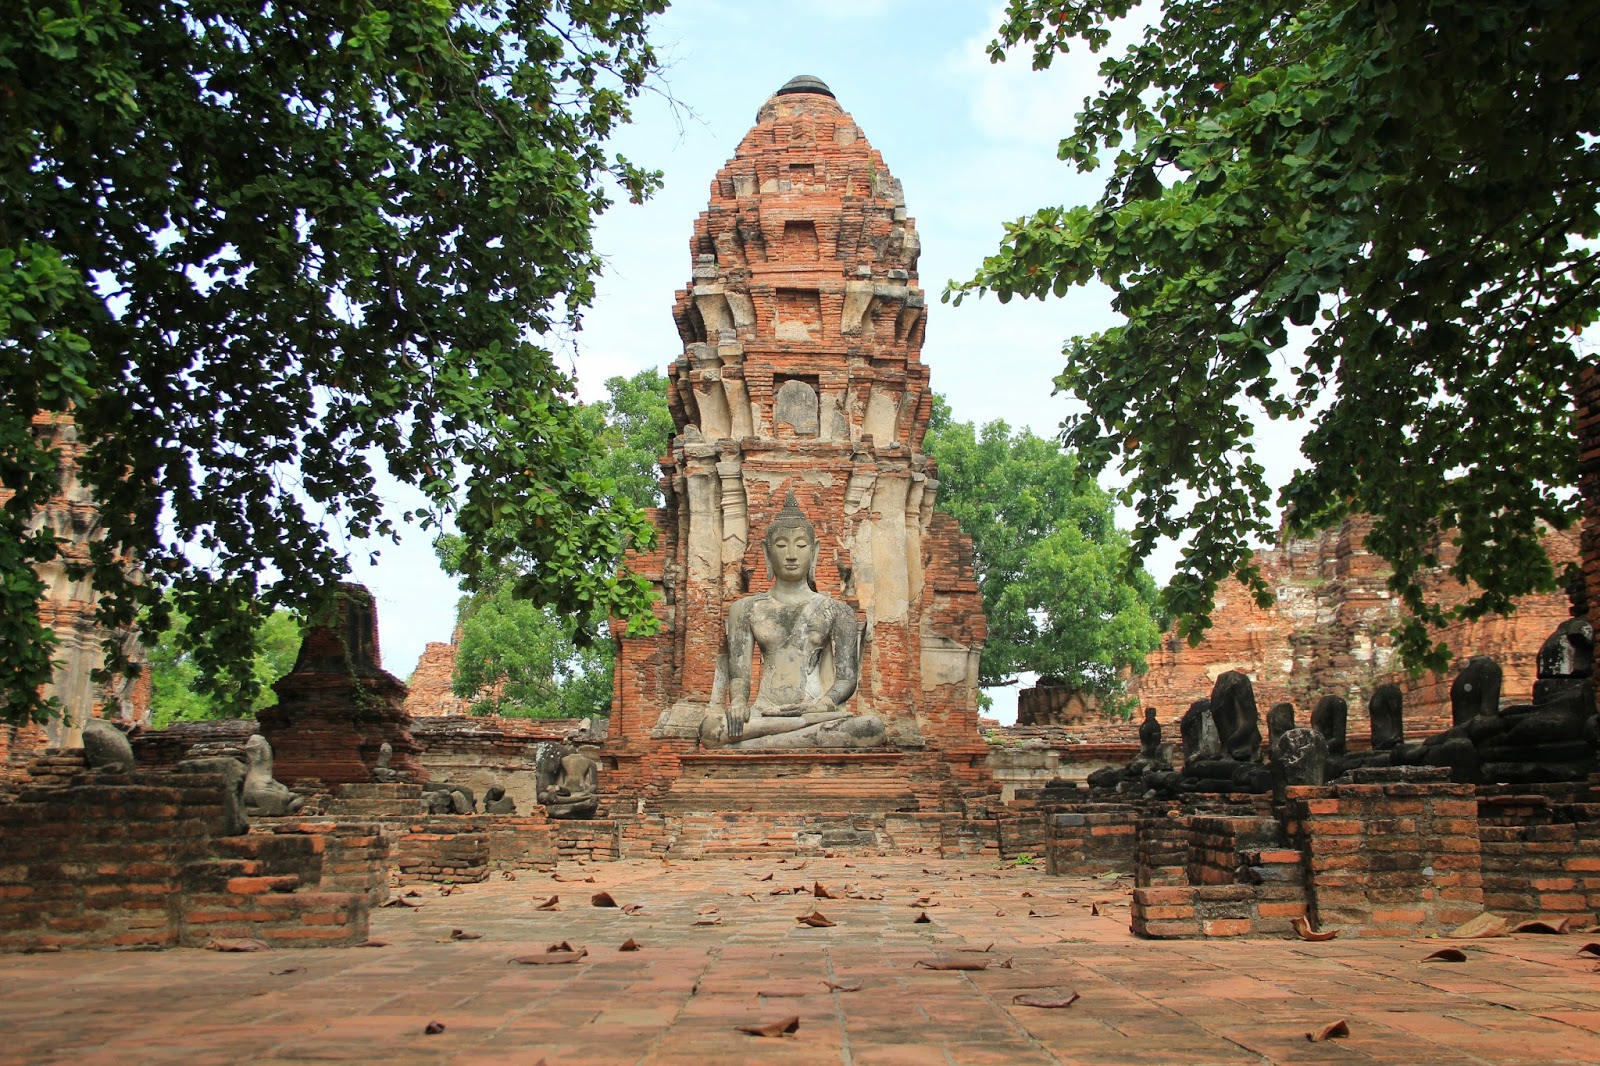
xmin=693 ymin=916 xmax=723 ymax=926
xmin=547 ymin=940 xmax=579 ymax=952
xmin=356 ymin=940 xmax=389 ymax=948
xmin=697 ymin=904 xmax=719 ymax=915
xmin=439 ymin=885 xmax=458 ymax=896
xmin=268 ymin=967 xmax=303 ymax=976
xmin=958 ymin=944 xmax=995 ymax=953
xmin=206 ymin=938 xmax=269 ymax=952
xmin=922 ymin=868 xmax=946 ymax=875
xmin=381 ymin=897 xmax=422 ymax=909
xmin=797 ymin=910 xmax=836 ymax=928
xmin=1091 ymin=903 xmax=1101 ymax=916
xmin=622 ymin=903 xmax=646 ymax=916
xmin=792 ymin=862 xmax=808 ymax=871
xmin=1422 ymin=948 xmax=1468 ymax=962
xmin=1013 ymin=992 xmax=1080 ymax=1009
xmin=823 ymin=979 xmax=862 ymax=992
xmin=1512 ymin=919 xmax=1564 ymax=934
xmin=736 ymin=1016 xmax=800 ymax=1038
xmin=916 ymin=957 xmax=989 ymax=971
xmin=913 ymin=911 xmax=932 ymax=924
xmin=553 ymin=874 xmax=596 ymax=883
xmin=1449 ymin=913 xmax=1510 ymax=939
xmin=511 ymin=950 xmax=587 ymax=965
xmin=619 ymin=939 xmax=642 ymax=952
xmin=758 ymin=872 xmax=774 ymax=882
xmin=535 ymin=895 xmax=560 ymax=911
xmin=1576 ymin=942 xmax=1600 ymax=957
xmin=424 ymin=1021 xmax=446 ymax=1035
xmin=404 ymin=889 xmax=422 ymax=898
xmin=448 ymin=929 xmax=482 ymax=941
xmin=591 ymin=891 xmax=618 ymax=908
xmin=1291 ymin=917 xmax=1339 ymax=942
xmin=1306 ymin=1019 xmax=1350 ymax=1042
xmin=998 ymin=957 xmax=1014 ymax=969
xmin=813 ymin=882 xmax=839 ymax=899
xmin=501 ymin=870 xmax=517 ymax=881
xmin=1028 ymin=909 xmax=1060 ymax=918
xmin=757 ymin=984 xmax=814 ymax=998
xmin=1020 ymin=890 xmax=1035 ymax=898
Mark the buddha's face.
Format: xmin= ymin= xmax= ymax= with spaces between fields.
xmin=766 ymin=522 xmax=816 ymax=582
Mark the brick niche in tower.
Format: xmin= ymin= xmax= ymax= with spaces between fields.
xmin=608 ymin=76 xmax=988 ymax=795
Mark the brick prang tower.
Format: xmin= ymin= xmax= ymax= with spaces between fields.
xmin=608 ymin=76 xmax=988 ymax=797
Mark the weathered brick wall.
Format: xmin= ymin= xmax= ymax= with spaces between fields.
xmin=1286 ymin=779 xmax=1483 ymax=936
xmin=0 ymin=755 xmax=370 ymax=951
xmin=1128 ymin=516 xmax=1579 ymax=741
xmin=1476 ymin=785 xmax=1600 ymax=920
xmin=394 ymin=817 xmax=492 ymax=884
xmin=557 ymin=820 xmax=621 ymax=862
xmin=1045 ymin=805 xmax=1140 ymax=876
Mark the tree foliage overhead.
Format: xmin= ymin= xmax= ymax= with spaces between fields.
xmin=1 ymin=0 xmax=667 ymax=723
xmin=146 ymin=607 xmax=301 ymax=728
xmin=950 ymin=0 xmax=1599 ymax=668
xmin=925 ymin=399 xmax=1163 ymax=702
xmin=437 ymin=368 xmax=670 ymax=717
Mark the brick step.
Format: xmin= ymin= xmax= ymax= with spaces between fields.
xmin=181 ymin=890 xmax=368 ymax=948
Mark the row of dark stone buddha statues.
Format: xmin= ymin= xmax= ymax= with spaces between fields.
xmin=1092 ymin=614 xmax=1599 ymax=796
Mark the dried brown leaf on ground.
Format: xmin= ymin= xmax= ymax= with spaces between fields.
xmin=1091 ymin=903 xmax=1100 ymax=916
xmin=758 ymin=872 xmax=774 ymax=881
xmin=591 ymin=891 xmax=618 ymax=908
xmin=915 ymin=957 xmax=989 ymax=971
xmin=813 ymin=882 xmax=839 ymax=899
xmin=922 ymin=868 xmax=946 ymax=875
xmin=511 ymin=945 xmax=588 ymax=965
xmin=619 ymin=939 xmax=642 ymax=952
xmin=438 ymin=885 xmax=459 ymax=896
xmin=1306 ymin=1020 xmax=1350 ymax=1042
xmin=553 ymin=874 xmax=596 ymax=883
xmin=1449 ymin=914 xmax=1510 ymax=939
xmin=736 ymin=1016 xmax=800 ymax=1038
xmin=501 ymin=870 xmax=517 ymax=881
xmin=958 ymin=944 xmax=994 ymax=953
xmin=1576 ymin=942 xmax=1600 ymax=957
xmin=424 ymin=1021 xmax=446 ymax=1035
xmin=404 ymin=890 xmax=422 ymax=898
xmin=1020 ymin=890 xmax=1036 ymax=898
xmin=823 ymin=979 xmax=862 ymax=992
xmin=697 ymin=904 xmax=720 ymax=915
xmin=547 ymin=940 xmax=580 ymax=952
xmin=622 ymin=903 xmax=646 ymax=915
xmin=382 ymin=898 xmax=422 ymax=909
xmin=206 ymin=938 xmax=269 ymax=952
xmin=1422 ymin=948 xmax=1468 ymax=962
xmin=1028 ymin=909 xmax=1060 ymax=918
xmin=693 ymin=916 xmax=723 ymax=926
xmin=448 ymin=929 xmax=482 ymax=941
xmin=1511 ymin=920 xmax=1564 ymax=934
xmin=356 ymin=940 xmax=389 ymax=948
xmin=797 ymin=910 xmax=836 ymax=928
xmin=1291 ymin=917 xmax=1339 ymax=942
xmin=913 ymin=911 xmax=932 ymax=924
xmin=268 ymin=967 xmax=303 ymax=976
xmin=1013 ymin=992 xmax=1080 ymax=1009
xmin=791 ymin=861 xmax=808 ymax=871
xmin=535 ymin=895 xmax=560 ymax=911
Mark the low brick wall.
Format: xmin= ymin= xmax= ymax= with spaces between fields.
xmin=486 ymin=815 xmax=556 ymax=871
xmin=0 ymin=755 xmax=371 ymax=951
xmin=1286 ymin=779 xmax=1483 ymax=936
xmin=1477 ymin=785 xmax=1600 ymax=921
xmin=1045 ymin=805 xmax=1139 ymax=876
xmin=395 ymin=818 xmax=491 ymax=884
xmin=263 ymin=821 xmax=396 ymax=905
xmin=559 ymin=820 xmax=621 ymax=862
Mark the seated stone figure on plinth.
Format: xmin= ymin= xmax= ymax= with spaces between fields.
xmin=538 ymin=742 xmax=601 ymax=819
xmin=702 ymin=494 xmax=885 ymax=750
xmin=242 ymin=735 xmax=305 ymax=818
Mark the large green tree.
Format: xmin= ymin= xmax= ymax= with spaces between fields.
xmin=925 ymin=400 xmax=1163 ymax=703
xmin=438 ymin=368 xmax=670 ymax=717
xmin=147 ymin=607 xmax=302 ymax=728
xmin=1 ymin=0 xmax=665 ymax=724
xmin=951 ymin=1 xmax=1599 ymax=667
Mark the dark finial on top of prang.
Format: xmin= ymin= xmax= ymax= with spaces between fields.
xmin=775 ymin=74 xmax=835 ymax=99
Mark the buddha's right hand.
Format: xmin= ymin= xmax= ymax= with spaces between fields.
xmin=726 ymin=701 xmax=750 ymax=740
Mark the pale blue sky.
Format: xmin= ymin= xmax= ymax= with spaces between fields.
xmin=345 ymin=1 xmax=1286 ymax=721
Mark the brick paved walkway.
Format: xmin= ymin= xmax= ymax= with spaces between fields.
xmin=1 ymin=856 xmax=1597 ymax=1064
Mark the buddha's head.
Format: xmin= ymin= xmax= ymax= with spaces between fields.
xmin=764 ymin=491 xmax=818 ymax=585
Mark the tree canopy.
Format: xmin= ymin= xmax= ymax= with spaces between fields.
xmin=1 ymin=0 xmax=666 ymax=724
xmin=146 ymin=607 xmax=301 ymax=728
xmin=950 ymin=0 xmax=1599 ymax=668
xmin=925 ymin=399 xmax=1163 ymax=704
xmin=437 ymin=368 xmax=670 ymax=717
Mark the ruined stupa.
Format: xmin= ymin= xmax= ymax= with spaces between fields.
xmin=607 ymin=77 xmax=988 ymax=801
